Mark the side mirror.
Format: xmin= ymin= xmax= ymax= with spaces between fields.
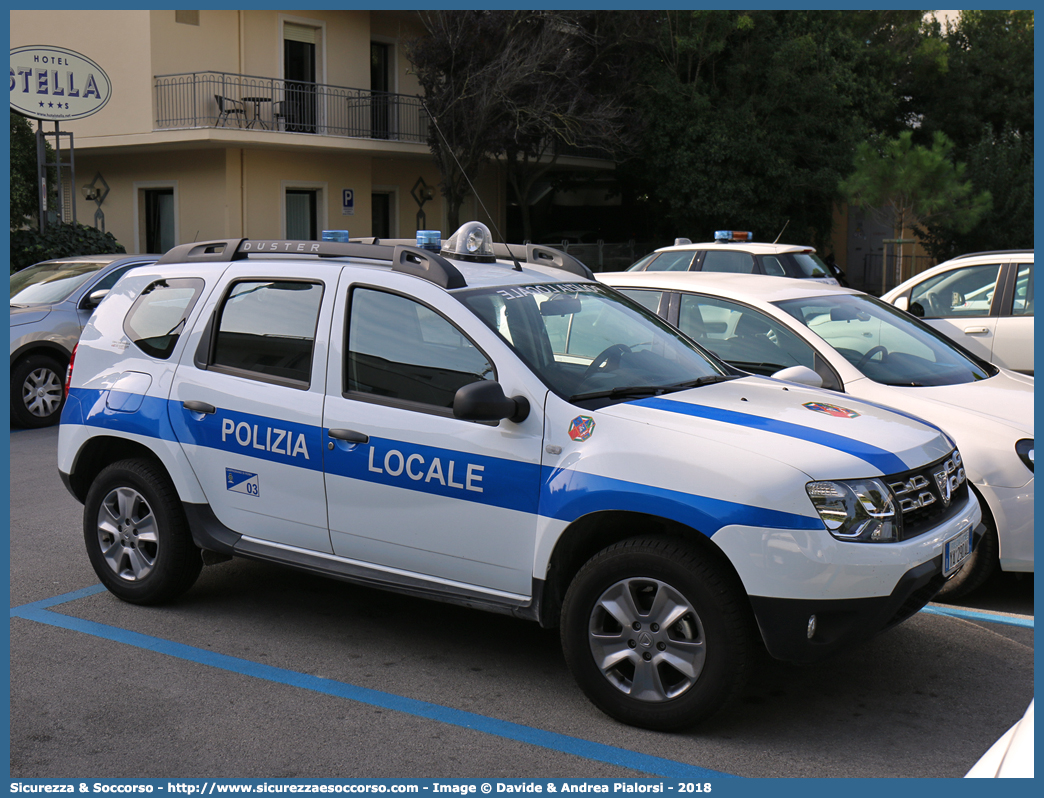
xmin=85 ymin=288 xmax=109 ymax=309
xmin=893 ymin=296 xmax=909 ymax=312
xmin=771 ymin=365 xmax=824 ymax=389
xmin=453 ymin=380 xmax=530 ymax=423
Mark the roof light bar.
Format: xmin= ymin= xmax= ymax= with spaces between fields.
xmin=714 ymin=230 xmax=754 ymax=242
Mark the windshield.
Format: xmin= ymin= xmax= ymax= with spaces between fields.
xmin=10 ymin=260 xmax=110 ymax=306
xmin=460 ymin=282 xmax=728 ymax=404
xmin=775 ymin=293 xmax=994 ymax=386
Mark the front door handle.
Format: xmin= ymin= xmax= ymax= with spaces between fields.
xmin=183 ymin=400 xmax=216 ymax=414
xmin=963 ymin=326 xmax=990 ymax=335
xmin=328 ymin=428 xmax=369 ymax=444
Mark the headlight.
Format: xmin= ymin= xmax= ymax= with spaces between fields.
xmin=806 ymin=478 xmax=901 ymax=542
xmin=1015 ymin=439 xmax=1033 ymax=472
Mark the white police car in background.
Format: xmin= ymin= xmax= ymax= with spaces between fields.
xmin=626 ymin=230 xmax=840 ymax=285
xmin=59 ymin=221 xmax=980 ymax=731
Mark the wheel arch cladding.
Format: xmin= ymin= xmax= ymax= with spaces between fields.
xmin=66 ymin=436 xmax=172 ymax=504
xmin=538 ymin=510 xmax=750 ymax=629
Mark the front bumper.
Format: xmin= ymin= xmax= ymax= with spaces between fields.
xmin=711 ymin=491 xmax=982 ymax=662
xmin=749 ymin=521 xmax=985 ymax=663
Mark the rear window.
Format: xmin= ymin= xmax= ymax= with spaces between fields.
xmin=124 ymin=278 xmax=205 ymax=359
xmin=701 ymin=250 xmax=755 ymax=274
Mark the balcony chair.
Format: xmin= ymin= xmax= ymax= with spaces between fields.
xmin=215 ymin=95 xmax=246 ymax=127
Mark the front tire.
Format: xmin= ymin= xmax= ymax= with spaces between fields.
xmin=11 ymin=353 xmax=66 ymax=427
xmin=561 ymin=537 xmax=755 ymax=731
xmin=84 ymin=459 xmax=202 ymax=604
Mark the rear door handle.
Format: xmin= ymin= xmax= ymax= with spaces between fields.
xmin=328 ymin=428 xmax=369 ymax=444
xmin=183 ymin=400 xmax=216 ymax=414
xmin=963 ymin=326 xmax=990 ymax=335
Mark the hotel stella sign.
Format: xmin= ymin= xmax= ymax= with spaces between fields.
xmin=10 ymin=45 xmax=111 ymax=121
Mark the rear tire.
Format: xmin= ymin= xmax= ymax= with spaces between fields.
xmin=11 ymin=353 xmax=66 ymax=428
xmin=561 ymin=537 xmax=754 ymax=731
xmin=84 ymin=459 xmax=202 ymax=604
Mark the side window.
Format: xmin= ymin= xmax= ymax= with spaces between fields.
xmin=646 ymin=251 xmax=697 ymax=271
xmin=909 ymin=264 xmax=1000 ymax=318
xmin=210 ymin=280 xmax=323 ymax=385
xmin=124 ymin=278 xmax=204 ymax=360
xmin=760 ymin=256 xmax=786 ymax=277
xmin=89 ymin=264 xmax=139 ymax=295
xmin=347 ymin=288 xmax=493 ymax=409
xmin=700 ymin=250 xmax=755 ymax=274
xmin=677 ymin=294 xmax=816 ymax=376
xmin=1012 ymin=264 xmax=1033 ymax=316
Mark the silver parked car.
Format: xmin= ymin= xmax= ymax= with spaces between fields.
xmin=10 ymin=254 xmax=157 ymax=427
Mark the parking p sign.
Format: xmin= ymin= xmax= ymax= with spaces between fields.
xmin=342 ymin=189 xmax=354 ymax=216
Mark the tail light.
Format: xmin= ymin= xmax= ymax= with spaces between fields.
xmin=64 ymin=344 xmax=77 ymax=398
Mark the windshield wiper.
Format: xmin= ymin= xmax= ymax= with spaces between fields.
xmin=673 ymin=374 xmax=740 ymax=389
xmin=569 ymin=374 xmax=738 ymax=403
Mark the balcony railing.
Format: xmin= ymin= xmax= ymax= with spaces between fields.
xmin=154 ymin=71 xmax=428 ymax=143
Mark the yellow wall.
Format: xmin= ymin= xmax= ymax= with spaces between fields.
xmin=75 ymin=147 xmax=457 ymax=250
xmin=76 ymin=149 xmax=232 ymax=252
xmin=149 ymin=10 xmax=240 ymax=76
xmin=372 ymin=158 xmax=443 ymax=238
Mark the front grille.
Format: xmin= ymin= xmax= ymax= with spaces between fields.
xmin=888 ymin=450 xmax=968 ymax=540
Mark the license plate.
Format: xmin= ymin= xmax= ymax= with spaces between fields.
xmin=943 ymin=525 xmax=973 ymax=576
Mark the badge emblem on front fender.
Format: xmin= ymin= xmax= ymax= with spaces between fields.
xmin=802 ymin=401 xmax=860 ymax=419
xmin=568 ymin=416 xmax=596 ymax=442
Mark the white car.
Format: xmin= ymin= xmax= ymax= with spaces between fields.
xmin=966 ymin=700 xmax=1034 ymax=778
xmin=600 ymin=270 xmax=1032 ymax=600
xmin=58 ymin=221 xmax=981 ymax=731
xmin=626 ymin=229 xmax=840 ymax=285
xmin=881 ymin=250 xmax=1033 ymax=375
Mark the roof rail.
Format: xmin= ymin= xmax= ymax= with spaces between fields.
xmin=492 ymin=243 xmax=595 ymax=280
xmin=347 ymin=238 xmax=595 ymax=280
xmin=156 ymin=238 xmax=466 ymax=289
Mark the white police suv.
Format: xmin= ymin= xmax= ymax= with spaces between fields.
xmin=58 ymin=221 xmax=981 ymax=731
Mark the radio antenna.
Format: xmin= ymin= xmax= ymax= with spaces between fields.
xmin=773 ymin=220 xmax=790 ymax=244
xmin=420 ymin=99 xmax=523 ymax=271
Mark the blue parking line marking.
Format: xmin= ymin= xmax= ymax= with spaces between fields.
xmin=920 ymin=604 xmax=1034 ymax=629
xmin=11 ymin=587 xmax=733 ymax=780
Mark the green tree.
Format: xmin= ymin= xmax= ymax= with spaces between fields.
xmin=915 ymin=124 xmax=1032 ymax=260
xmin=902 ymin=10 xmax=1033 ymax=256
xmin=620 ymin=10 xmax=926 ymax=248
xmin=840 ymin=131 xmax=991 ymax=281
xmin=10 ymin=111 xmax=49 ymax=229
xmin=910 ymin=11 xmax=1033 ymax=152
